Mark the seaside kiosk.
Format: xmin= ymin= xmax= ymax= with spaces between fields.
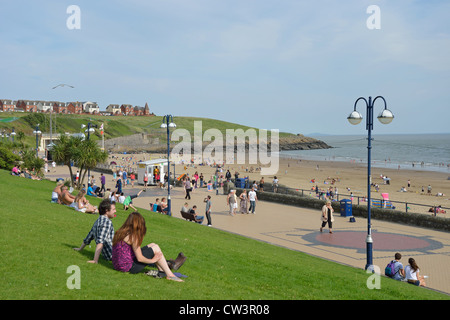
xmin=137 ymin=158 xmax=168 ymax=185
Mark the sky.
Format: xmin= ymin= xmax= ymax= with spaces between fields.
xmin=1 ymin=0 xmax=449 ymax=135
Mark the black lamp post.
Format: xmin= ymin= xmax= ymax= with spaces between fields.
xmin=81 ymin=122 xmax=98 ymax=183
xmin=10 ymin=127 xmax=16 ymax=142
xmin=347 ymin=96 xmax=394 ymax=270
xmin=160 ymin=115 xmax=176 ymax=216
xmin=33 ymin=124 xmax=42 ymax=158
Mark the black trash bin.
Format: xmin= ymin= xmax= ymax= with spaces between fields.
xmin=340 ymin=199 xmax=352 ymax=217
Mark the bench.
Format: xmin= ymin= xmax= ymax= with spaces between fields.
xmin=181 ymin=210 xmax=197 ymax=222
xmin=180 ymin=210 xmax=204 ymax=224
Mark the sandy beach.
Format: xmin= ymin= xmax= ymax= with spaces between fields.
xmin=74 ymin=152 xmax=450 ymax=216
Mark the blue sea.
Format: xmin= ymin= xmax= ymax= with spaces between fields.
xmin=281 ymin=133 xmax=450 ymax=173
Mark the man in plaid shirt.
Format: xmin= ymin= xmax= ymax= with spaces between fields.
xmin=74 ymin=200 xmax=116 ymax=263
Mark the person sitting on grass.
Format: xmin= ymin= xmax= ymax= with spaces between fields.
xmin=123 ymin=189 xmax=144 ymax=211
xmin=59 ymin=186 xmax=77 ymax=209
xmin=151 ymin=198 xmax=162 ymax=213
xmin=112 ymin=211 xmax=184 ymax=282
xmin=74 ymin=189 xmax=99 ymax=214
xmin=51 ymin=180 xmax=64 ymax=203
xmin=405 ymin=257 xmax=427 ymax=287
xmin=160 ymin=197 xmax=169 ymax=214
xmin=73 ymin=200 xmax=116 ymax=263
xmin=11 ymin=165 xmax=20 ymax=176
xmin=87 ymin=184 xmax=97 ymax=197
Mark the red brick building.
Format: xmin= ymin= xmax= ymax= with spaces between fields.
xmin=120 ymin=104 xmax=133 ymax=115
xmin=16 ymin=100 xmax=38 ymax=112
xmin=67 ymin=102 xmax=83 ymax=114
xmin=0 ymin=99 xmax=15 ymax=112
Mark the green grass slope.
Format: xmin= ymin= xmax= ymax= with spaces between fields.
xmin=0 ymin=112 xmax=313 ymax=148
xmin=0 ymin=170 xmax=447 ymax=300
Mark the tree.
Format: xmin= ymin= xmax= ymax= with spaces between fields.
xmin=50 ymin=135 xmax=83 ymax=187
xmin=76 ymin=138 xmax=108 ymax=188
xmin=0 ymin=145 xmax=20 ymax=171
xmin=50 ymin=134 xmax=107 ymax=188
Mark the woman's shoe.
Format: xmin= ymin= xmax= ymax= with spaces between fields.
xmin=172 ymin=252 xmax=187 ymax=270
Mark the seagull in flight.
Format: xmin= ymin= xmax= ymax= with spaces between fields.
xmin=52 ymin=84 xmax=74 ymax=89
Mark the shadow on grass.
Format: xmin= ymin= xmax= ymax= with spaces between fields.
xmin=62 ymin=243 xmax=113 ymax=269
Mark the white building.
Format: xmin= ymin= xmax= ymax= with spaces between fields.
xmin=83 ymin=101 xmax=100 ymax=114
xmin=36 ymin=101 xmax=54 ymax=112
xmin=106 ymin=104 xmax=121 ymax=115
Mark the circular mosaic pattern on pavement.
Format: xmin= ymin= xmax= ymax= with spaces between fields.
xmin=307 ymin=231 xmax=442 ymax=252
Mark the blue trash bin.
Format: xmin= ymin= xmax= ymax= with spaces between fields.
xmin=340 ymin=199 xmax=352 ymax=217
xmin=235 ymin=178 xmax=245 ymax=188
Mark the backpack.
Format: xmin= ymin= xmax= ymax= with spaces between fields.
xmin=385 ymin=260 xmax=398 ymax=277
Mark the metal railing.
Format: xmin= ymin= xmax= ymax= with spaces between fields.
xmin=236 ymin=181 xmax=449 ymax=216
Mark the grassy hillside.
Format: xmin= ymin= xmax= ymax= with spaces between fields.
xmin=0 ymin=112 xmax=321 ymax=149
xmin=0 ymin=170 xmax=447 ymax=301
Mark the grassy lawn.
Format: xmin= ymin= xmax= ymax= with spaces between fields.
xmin=0 ymin=170 xmax=448 ymax=300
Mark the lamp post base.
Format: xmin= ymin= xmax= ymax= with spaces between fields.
xmin=167 ymin=195 xmax=171 ymax=217
xmin=365 ymin=234 xmax=373 ymax=271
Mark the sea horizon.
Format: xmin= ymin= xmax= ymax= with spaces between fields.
xmin=281 ymin=133 xmax=450 ymax=174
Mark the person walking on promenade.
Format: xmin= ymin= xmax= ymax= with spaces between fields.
xmin=204 ymin=195 xmax=212 ymax=226
xmin=239 ymin=190 xmax=248 ymax=213
xmin=144 ymin=172 xmax=148 ymax=190
xmin=115 ymin=177 xmax=123 ymax=194
xmin=248 ymin=187 xmax=257 ymax=214
xmin=227 ymin=190 xmax=237 ymax=216
xmin=259 ymin=177 xmax=264 ymax=192
xmin=100 ymin=173 xmax=106 ymax=193
xmin=184 ymin=177 xmax=192 ymax=200
xmin=405 ymin=258 xmax=427 ymax=287
xmin=320 ymin=200 xmax=334 ymax=234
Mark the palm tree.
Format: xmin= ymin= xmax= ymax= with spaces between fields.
xmin=51 ymin=135 xmax=83 ymax=187
xmin=51 ymin=134 xmax=108 ymax=189
xmin=76 ymin=138 xmax=108 ymax=188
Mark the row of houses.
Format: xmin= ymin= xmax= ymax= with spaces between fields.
xmin=0 ymin=99 xmax=156 ymax=117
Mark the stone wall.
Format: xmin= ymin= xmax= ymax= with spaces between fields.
xmin=102 ymin=133 xmax=163 ymax=153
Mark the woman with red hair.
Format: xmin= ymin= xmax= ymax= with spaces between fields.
xmin=112 ymin=211 xmax=184 ymax=282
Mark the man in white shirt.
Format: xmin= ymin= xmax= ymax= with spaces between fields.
xmin=248 ymin=187 xmax=257 ymax=214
